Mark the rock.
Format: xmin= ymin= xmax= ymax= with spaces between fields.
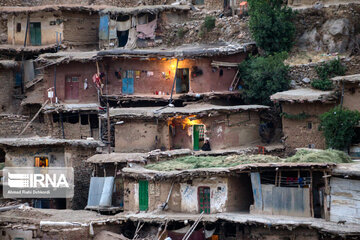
xmin=290 ymin=80 xmax=297 ymax=88
xmin=313 ymin=2 xmax=324 ymax=10
xmin=302 ymin=78 xmax=311 ymax=84
xmin=326 ymin=18 xmax=350 ymax=36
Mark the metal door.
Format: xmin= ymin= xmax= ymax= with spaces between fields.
xmin=193 ymin=125 xmax=201 ymax=150
xmin=122 ymin=70 xmax=134 ymax=94
xmin=30 ymin=22 xmax=41 ymax=46
xmin=198 ymin=186 xmax=210 ymax=214
xmin=139 ymin=180 xmax=148 ymax=211
xmin=65 ymin=76 xmax=79 ymax=100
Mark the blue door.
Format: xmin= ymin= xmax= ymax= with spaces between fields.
xmin=122 ymin=70 xmax=134 ymax=94
xmin=99 ymin=15 xmax=109 ymax=40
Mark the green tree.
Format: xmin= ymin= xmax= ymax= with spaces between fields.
xmin=248 ymin=0 xmax=296 ymax=54
xmin=311 ymin=58 xmax=346 ymax=91
xmin=239 ymin=52 xmax=290 ymax=105
xmin=319 ymin=106 xmax=360 ymax=150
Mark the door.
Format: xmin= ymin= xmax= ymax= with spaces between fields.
xmin=198 ymin=186 xmax=210 ymax=214
xmin=65 ymin=76 xmax=79 ymax=100
xmin=193 ymin=125 xmax=204 ymax=151
xmin=29 ymin=22 xmax=41 ymax=46
xmin=139 ymin=180 xmax=148 ymax=211
xmin=122 ymin=70 xmax=134 ymax=94
xmin=175 ymin=68 xmax=189 ymax=93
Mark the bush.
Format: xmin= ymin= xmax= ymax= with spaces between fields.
xmin=311 ymin=79 xmax=334 ymax=91
xmin=203 ymin=16 xmax=215 ymax=31
xmin=311 ymin=58 xmax=346 ymax=90
xmin=248 ymin=0 xmax=296 ymax=54
xmin=239 ymin=52 xmax=290 ymax=105
xmin=177 ymin=27 xmax=186 ymax=38
xmin=319 ymin=106 xmax=360 ymax=150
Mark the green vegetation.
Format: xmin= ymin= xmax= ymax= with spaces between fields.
xmin=177 ymin=27 xmax=186 ymax=39
xmin=281 ymin=112 xmax=311 ymax=120
xmin=239 ymin=52 xmax=290 ymax=105
xmin=0 ymin=162 xmax=4 ymax=170
xmin=202 ymin=16 xmax=216 ymax=32
xmin=319 ymin=106 xmax=360 ymax=150
xmin=311 ymin=58 xmax=346 ymax=91
xmin=248 ymin=0 xmax=296 ymax=54
xmin=286 ymin=149 xmax=351 ymax=163
xmin=145 ymin=149 xmax=351 ymax=171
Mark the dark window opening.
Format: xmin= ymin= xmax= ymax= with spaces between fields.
xmin=67 ymin=114 xmax=79 ymax=124
xmin=81 ymin=114 xmax=89 ymax=125
xmin=352 ymin=127 xmax=360 ymax=144
xmin=53 ymin=113 xmax=59 ymax=123
xmin=116 ymin=15 xmax=130 ymax=21
xmin=224 ymin=223 xmax=237 ymax=237
xmin=175 ymin=68 xmax=189 ymax=93
xmin=148 ymin=14 xmax=156 ymax=22
xmin=16 ymin=23 xmax=21 ymax=32
xmin=0 ymin=148 xmax=5 ymax=163
xmin=89 ymin=114 xmax=99 ymax=129
xmin=117 ymin=30 xmax=129 ymax=47
xmin=307 ymin=122 xmax=312 ymax=129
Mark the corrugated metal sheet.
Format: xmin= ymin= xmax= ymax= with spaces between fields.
xmin=330 ymin=177 xmax=360 ymax=224
xmin=251 ymin=172 xmax=263 ymax=210
xmin=272 ymin=186 xmax=310 ymax=217
xmin=87 ymin=177 xmax=114 ymax=208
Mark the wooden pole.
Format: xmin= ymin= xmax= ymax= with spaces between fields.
xmin=18 ymin=100 xmax=49 ymax=136
xmin=107 ymin=102 xmax=111 ymax=153
xmin=323 ymin=170 xmax=330 ymax=221
xmin=310 ymin=170 xmax=314 ymax=217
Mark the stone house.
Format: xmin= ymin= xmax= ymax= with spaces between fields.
xmin=0 ymin=137 xmax=102 ymax=209
xmin=271 ymin=88 xmax=338 ymax=150
xmin=106 ymin=103 xmax=269 ymax=152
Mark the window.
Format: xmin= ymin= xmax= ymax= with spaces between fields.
xmin=307 ymin=122 xmax=312 ymax=129
xmin=16 ymin=23 xmax=21 ymax=32
xmin=81 ymin=114 xmax=89 ymax=125
xmin=89 ymin=114 xmax=99 ymax=129
xmin=35 ymin=157 xmax=49 ymax=167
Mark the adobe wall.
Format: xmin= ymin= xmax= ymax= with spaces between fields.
xmin=171 ymin=111 xmax=262 ymax=151
xmin=62 ymin=12 xmax=99 ymax=49
xmin=104 ymin=54 xmax=245 ymax=95
xmin=227 ymin=175 xmax=253 ymax=212
xmin=281 ymin=102 xmax=335 ymax=149
xmin=114 ymin=119 xmax=169 ymax=153
xmin=7 ymin=11 xmax=63 ymax=46
xmin=4 ymin=146 xmax=65 ymax=167
xmin=341 ymin=82 xmax=360 ymax=112
xmin=0 ymin=68 xmax=14 ymax=113
xmin=288 ymin=0 xmax=356 ymax=7
xmin=65 ymin=146 xmax=96 ymax=210
xmin=44 ymin=63 xmax=99 ymax=104
xmin=47 ymin=112 xmax=99 ymax=140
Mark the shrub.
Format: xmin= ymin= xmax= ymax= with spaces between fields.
xmin=177 ymin=27 xmax=186 ymax=38
xmin=319 ymin=106 xmax=360 ymax=150
xmin=248 ymin=0 xmax=296 ymax=54
xmin=203 ymin=16 xmax=215 ymax=31
xmin=239 ymin=52 xmax=290 ymax=105
xmin=311 ymin=58 xmax=346 ymax=91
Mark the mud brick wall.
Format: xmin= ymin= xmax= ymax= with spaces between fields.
xmin=281 ymin=102 xmax=335 ymax=150
xmin=0 ymin=69 xmax=14 ymax=113
xmin=65 ymin=146 xmax=96 ymax=210
xmin=0 ymin=0 xmax=169 ymax=7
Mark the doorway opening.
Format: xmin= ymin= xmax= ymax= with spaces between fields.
xmin=117 ymin=15 xmax=130 ymax=47
xmin=176 ymin=68 xmax=189 ymax=93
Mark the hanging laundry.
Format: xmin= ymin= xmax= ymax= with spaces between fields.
xmin=84 ymin=78 xmax=88 ymax=90
xmin=116 ymin=19 xmax=131 ymax=31
xmin=92 ymin=73 xmax=102 ymax=89
xmin=125 ymin=28 xmax=137 ymax=49
xmin=147 ymin=71 xmax=154 ymax=77
xmin=136 ymin=19 xmax=157 ymax=40
xmin=135 ymin=70 xmax=141 ymax=78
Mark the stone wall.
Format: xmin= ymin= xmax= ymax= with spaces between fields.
xmin=294 ymin=3 xmax=360 ymax=53
xmin=0 ymin=68 xmax=14 ymax=113
xmin=288 ymin=56 xmax=360 ymax=88
xmin=0 ymin=0 xmax=169 ymax=7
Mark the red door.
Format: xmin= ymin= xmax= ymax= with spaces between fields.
xmin=65 ymin=76 xmax=79 ymax=100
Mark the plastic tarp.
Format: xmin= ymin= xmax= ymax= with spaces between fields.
xmin=87 ymin=177 xmax=114 ymax=208
xmin=136 ymin=19 xmax=157 ymax=39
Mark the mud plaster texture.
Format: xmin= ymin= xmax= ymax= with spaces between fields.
xmin=0 ymin=68 xmax=15 ymax=113
xmin=123 ymin=175 xmax=252 ymax=214
xmin=114 ymin=111 xmax=262 ymax=152
xmin=281 ymin=102 xmax=335 ymax=150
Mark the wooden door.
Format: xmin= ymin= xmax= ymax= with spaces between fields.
xmin=198 ymin=186 xmax=210 ymax=214
xmin=65 ymin=76 xmax=79 ymax=100
xmin=139 ymin=180 xmax=148 ymax=211
xmin=176 ymin=68 xmax=189 ymax=93
xmin=122 ymin=70 xmax=134 ymax=94
xmin=193 ymin=125 xmax=204 ymax=151
xmin=30 ymin=22 xmax=41 ymax=46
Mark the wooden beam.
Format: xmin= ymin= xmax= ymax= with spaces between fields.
xmin=18 ymin=100 xmax=49 ymax=136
